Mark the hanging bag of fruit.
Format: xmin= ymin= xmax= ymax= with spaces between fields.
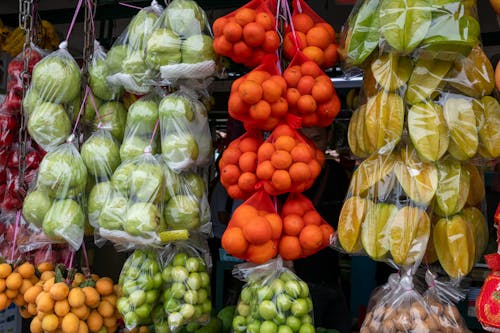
xmin=106 ymin=0 xmax=163 ymax=95
xmin=221 ymin=190 xmax=282 ymax=264
xmin=232 ymin=257 xmax=316 ymax=333
xmin=88 ymin=40 xmax=124 ymax=103
xmin=146 ymin=0 xmax=216 ymax=83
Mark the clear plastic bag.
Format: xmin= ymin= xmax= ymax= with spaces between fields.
xmin=94 ymin=100 xmax=128 ymax=142
xmin=158 ymin=240 xmax=212 ymax=332
xmin=221 ymin=190 xmax=281 ymax=264
xmin=88 ymin=40 xmax=124 ymax=101
xmin=366 ymin=273 xmax=400 ymax=313
xmin=117 ymin=248 xmax=163 ymax=330
xmin=279 ymin=192 xmax=334 ymax=260
xmin=106 ymin=0 xmax=163 ymax=95
xmin=159 ymin=88 xmax=212 ymax=171
xmin=81 ymin=129 xmax=121 ymax=183
xmin=219 ymin=130 xmax=263 ymax=200
xmin=22 ymin=139 xmax=87 ymax=250
xmin=145 ymin=0 xmax=216 ymax=82
xmin=232 ymin=257 xmax=315 ymax=333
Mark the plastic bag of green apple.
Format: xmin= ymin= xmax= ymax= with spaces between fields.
xmin=232 ymin=257 xmax=316 ymax=333
xmin=96 ymin=150 xmax=167 ymax=250
xmin=106 ymin=0 xmax=163 ymax=95
xmin=88 ymin=40 xmax=124 ymax=101
xmin=145 ymin=0 xmax=215 ymax=83
xmin=159 ymin=88 xmax=213 ymax=171
xmin=21 ymin=136 xmax=87 ymax=250
xmin=26 ymin=41 xmax=82 ymax=151
xmin=158 ymin=238 xmax=212 ymax=332
xmin=117 ymin=248 xmax=163 ymax=330
xmin=120 ymin=89 xmax=163 ymax=162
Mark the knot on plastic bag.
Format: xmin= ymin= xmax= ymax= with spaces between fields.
xmin=66 ymin=133 xmax=76 ymax=144
xmin=59 ymin=41 xmax=68 ymax=50
xmin=400 ymin=275 xmax=414 ymax=292
xmin=143 ymin=145 xmax=153 ymax=155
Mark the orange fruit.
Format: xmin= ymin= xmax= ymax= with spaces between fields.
xmin=323 ymin=43 xmax=339 ymax=68
xmin=97 ymin=300 xmax=114 ymax=318
xmin=37 ymin=262 xmax=54 ymax=273
xmin=61 ymin=313 xmax=80 ymax=333
xmin=257 ymin=142 xmax=275 ymax=161
xmin=246 ymin=240 xmax=277 ymax=264
xmin=42 ymin=313 xmax=59 ymax=332
xmin=239 ymin=151 xmax=258 ymax=172
xmin=215 ymin=36 xmax=233 ymax=56
xmin=286 ymin=88 xmax=301 ymax=107
xmin=220 ymin=147 xmax=242 ymax=166
xmin=82 ymin=287 xmax=100 ymax=309
xmin=0 ymin=279 xmax=5 ymax=293
xmin=0 ymin=293 xmax=9 ymax=310
xmin=235 ymin=8 xmax=256 ymax=26
xmin=309 ymin=159 xmax=322 ymax=178
xmin=271 ymin=150 xmax=293 ymax=170
xmin=306 ymin=26 xmax=331 ymax=50
xmin=243 ymin=22 xmax=266 ymax=47
xmin=303 ymin=46 xmax=325 ymax=67
xmin=239 ymin=137 xmax=260 ymax=153
xmin=297 ymin=76 xmax=315 ymax=95
xmin=54 ymin=299 xmax=71 ymax=317
xmin=71 ymin=305 xmax=90 ymax=320
xmin=272 ymin=124 xmax=296 ymax=137
xmin=274 ymin=136 xmax=296 ymax=152
xmin=257 ymin=210 xmax=267 ymax=216
xmin=303 ymin=210 xmax=322 ymax=226
xmin=68 ymin=287 xmax=85 ymax=308
xmin=279 ymin=236 xmax=303 ymax=260
xmin=36 ymin=291 xmax=54 ymax=313
xmin=272 ymin=170 xmax=292 ymax=192
xmin=87 ymin=310 xmax=103 ymax=332
xmin=20 ymin=279 xmax=33 ymax=294
xmin=0 ymin=263 xmax=12 ymax=279
xmin=95 ymin=277 xmax=113 ymax=296
xmin=227 ymin=185 xmax=247 ymax=199
xmin=301 ymin=61 xmax=323 ymax=78
xmin=299 ymin=225 xmax=323 ymax=250
xmin=283 ymin=214 xmax=305 ymax=236
xmin=243 ymin=216 xmax=273 ymax=244
xmin=262 ymin=31 xmax=280 ymax=53
xmin=246 ymin=70 xmax=271 ymax=84
xmin=260 ymin=117 xmax=280 ymax=131
xmin=270 ymin=75 xmax=287 ymax=93
xmin=232 ymin=205 xmax=259 ymax=227
xmin=238 ymin=172 xmax=257 ymax=192
xmin=265 ymin=213 xmax=283 ymax=239
xmin=292 ymin=13 xmax=315 ymax=33
xmin=289 ymin=162 xmax=311 ymax=183
xmin=228 ymin=93 xmax=250 ymax=116
xmin=222 ymin=227 xmax=248 ymax=257
xmin=271 ymin=98 xmax=288 ymax=118
xmin=261 ymin=79 xmax=283 ymax=103
xmin=213 ymin=17 xmax=228 ymax=36
xmin=283 ymin=66 xmax=302 ymax=88
xmin=232 ymin=77 xmax=246 ymax=93
xmin=249 ymin=100 xmax=272 ymax=121
xmin=316 ymin=96 xmax=340 ymax=121
xmin=256 ymin=160 xmax=275 ymax=180
xmin=223 ymin=22 xmax=243 ymax=42
xmin=239 ymin=80 xmax=263 ymax=105
xmin=312 ymin=80 xmax=334 ymax=103
xmin=320 ymin=224 xmax=334 ymax=246
xmin=316 ymin=149 xmax=325 ymax=165
xmin=24 ymin=285 xmax=42 ymax=304
xmin=6 ymin=272 xmax=22 ymax=290
xmin=297 ymin=95 xmax=317 ymax=114
xmin=233 ymin=41 xmax=253 ymax=59
xmin=263 ymin=182 xmax=278 ymax=195
xmin=17 ymin=262 xmax=35 ymax=279
xmin=50 ymin=282 xmax=69 ymax=301
xmin=221 ymin=164 xmax=241 ymax=185
xmin=291 ymin=143 xmax=313 ymax=163
xmin=315 ymin=22 xmax=336 ymax=42
xmin=256 ymin=12 xmax=274 ymax=30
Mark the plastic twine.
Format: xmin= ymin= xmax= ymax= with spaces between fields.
xmin=86 ymin=0 xmax=96 ymax=38
xmin=10 ymin=211 xmax=21 ymax=262
xmin=118 ymin=2 xmax=143 ymax=10
xmin=72 ymin=86 xmax=90 ymax=135
xmin=283 ymin=0 xmax=300 ymax=52
xmin=67 ymin=251 xmax=75 ymax=270
xmin=149 ymin=119 xmax=160 ymax=147
xmin=81 ymin=242 xmax=91 ymax=278
xmin=66 ymin=0 xmax=84 ymax=42
xmin=275 ymin=0 xmax=283 ymax=73
xmin=87 ymin=86 xmax=103 ymax=124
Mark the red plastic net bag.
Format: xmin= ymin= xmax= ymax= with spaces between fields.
xmin=283 ymin=0 xmax=339 ymax=69
xmin=221 ymin=190 xmax=282 ymax=264
xmin=279 ymin=193 xmax=334 ymax=260
xmin=228 ymin=55 xmax=289 ymax=131
xmin=212 ymin=0 xmax=280 ymax=68
xmin=257 ymin=124 xmax=324 ymax=195
xmin=283 ymin=52 xmax=340 ymax=127
xmin=219 ymin=130 xmax=263 ymax=200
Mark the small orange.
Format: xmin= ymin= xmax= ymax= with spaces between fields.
xmin=262 ymin=31 xmax=280 ymax=53
xmin=303 ymin=210 xmax=322 ymax=226
xmin=272 ymin=124 xmax=296 ymax=137
xmin=231 ymin=77 xmax=246 ymax=93
xmin=6 ymin=272 xmax=22 ymax=290
xmin=286 ymin=88 xmax=301 ymax=107
xmin=213 ymin=17 xmax=228 ymax=36
xmin=223 ymin=22 xmax=243 ymax=43
xmin=271 ymin=150 xmax=293 ymax=170
xmin=17 ymin=262 xmax=35 ymax=279
xmin=239 ymin=137 xmax=260 ymax=153
xmin=265 ymin=213 xmax=283 ymax=239
xmin=24 ymin=285 xmax=42 ymax=304
xmin=260 ymin=117 xmax=280 ymax=131
xmin=323 ymin=43 xmax=339 ymax=68
xmin=256 ymin=12 xmax=274 ymax=30
xmin=221 ymin=164 xmax=241 ymax=185
xmin=283 ymin=214 xmax=305 ymax=236
xmin=214 ymin=36 xmax=233 ymax=56
xmin=297 ymin=95 xmax=317 ymax=114
xmin=239 ymin=151 xmax=258 ymax=172
xmin=233 ymin=41 xmax=253 ymax=59
xmin=315 ymin=22 xmax=336 ymax=42
xmin=0 ymin=293 xmax=9 ymax=310
xmin=283 ymin=66 xmax=302 ymax=88
xmin=261 ymin=79 xmax=283 ymax=103
xmin=95 ymin=277 xmax=114 ymax=296
xmin=220 ymin=147 xmax=242 ymax=166
xmin=250 ymin=100 xmax=272 ymax=121
xmin=297 ymin=76 xmax=315 ymax=95
xmin=246 ymin=70 xmax=271 ymax=84
xmin=233 ymin=205 xmax=259 ymax=227
xmin=0 ymin=279 xmax=5 ymax=293
xmin=271 ymin=98 xmax=288 ymax=118
xmin=239 ymin=80 xmax=263 ymax=105
xmin=243 ymin=22 xmax=266 ymax=47
xmin=87 ymin=310 xmax=103 ymax=332
xmin=257 ymin=142 xmax=275 ymax=161
xmin=235 ymin=8 xmax=256 ymax=26
xmin=0 ymin=263 xmax=12 ymax=279
xmin=279 ymin=236 xmax=303 ymax=260
xmin=316 ymin=97 xmax=340 ymax=121
xmin=306 ymin=26 xmax=331 ymax=50
xmin=256 ymin=160 xmax=275 ymax=180
xmin=312 ymin=80 xmax=334 ymax=103
xmin=299 ymin=225 xmax=324 ymax=250
xmin=238 ymin=172 xmax=257 ymax=192
xmin=222 ymin=227 xmax=248 ymax=257
xmin=283 ymin=33 xmax=299 ymax=58
xmin=227 ymin=185 xmax=247 ymax=199
xmin=246 ymin=240 xmax=277 ymax=264
xmin=243 ymin=216 xmax=273 ymax=244
xmin=320 ymin=224 xmax=334 ymax=246
xmin=41 ymin=313 xmax=59 ymax=332
xmin=301 ymin=61 xmax=323 ymax=78
xmin=20 ymin=279 xmax=33 ymax=294
xmin=289 ymin=162 xmax=311 ymax=183
xmin=274 ymin=136 xmax=296 ymax=152
xmin=303 ymin=46 xmax=325 ymax=67
xmin=54 ymin=299 xmax=71 ymax=317
xmin=270 ymin=75 xmax=287 ymax=92
xmin=228 ymin=93 xmax=249 ymax=116
xmin=291 ymin=143 xmax=313 ymax=163
xmin=97 ymin=300 xmax=114 ymax=318
xmin=37 ymin=262 xmax=54 ymax=273
xmin=309 ymin=159 xmax=322 ymax=178
xmin=272 ymin=170 xmax=292 ymax=192
xmin=50 ymin=282 xmax=69 ymax=301
xmin=292 ymin=13 xmax=315 ymax=33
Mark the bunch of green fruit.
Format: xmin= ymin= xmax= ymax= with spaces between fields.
xmin=233 ymin=270 xmax=315 ymax=333
xmin=160 ymin=251 xmax=212 ymax=331
xmin=88 ymin=41 xmax=124 ymax=101
xmin=117 ymin=249 xmax=163 ymax=329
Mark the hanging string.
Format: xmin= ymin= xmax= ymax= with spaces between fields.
xmin=81 ymin=242 xmax=91 ymax=278
xmin=149 ymin=119 xmax=160 ymax=147
xmin=71 ymin=86 xmax=90 ymax=136
xmin=275 ymin=0 xmax=283 ymax=73
xmin=283 ymin=0 xmax=300 ymax=53
xmin=87 ymin=86 xmax=103 ymax=124
xmin=65 ymin=0 xmax=84 ymax=42
xmin=118 ymin=2 xmax=143 ymax=10
xmin=67 ymin=251 xmax=75 ymax=270
xmin=10 ymin=211 xmax=21 ymax=262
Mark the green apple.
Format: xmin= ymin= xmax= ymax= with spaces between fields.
xmin=278 ymin=326 xmax=293 ymax=333
xmin=127 ymin=98 xmax=159 ymax=133
xmin=286 ymin=317 xmax=301 ymax=333
xmin=187 ymin=273 xmax=202 ymax=290
xmin=201 ymin=300 xmax=212 ymax=314
xmin=181 ymin=34 xmax=214 ymax=64
xmin=260 ymin=320 xmax=278 ymax=333
xmin=97 ymin=101 xmax=127 ymax=141
xmin=42 ymin=199 xmax=84 ymax=243
xmin=237 ymin=302 xmax=250 ymax=317
xmin=184 ymin=290 xmax=199 ymax=304
xmin=247 ymin=321 xmax=261 ymax=333
xmin=232 ymin=315 xmax=247 ymax=332
xmin=164 ymin=0 xmax=206 ymax=37
xmin=180 ymin=303 xmax=195 ymax=319
xmin=258 ymin=301 xmax=277 ymax=320
xmin=171 ymin=282 xmax=187 ymax=298
xmin=117 ymin=297 xmax=131 ymax=313
xmin=274 ymin=314 xmax=286 ymax=326
xmin=240 ymin=288 xmax=252 ymax=304
xmin=98 ymin=193 xmax=127 ymax=230
xmin=300 ymin=315 xmax=312 ymax=325
xmin=146 ymin=289 xmax=158 ymax=303
xmin=107 ymin=44 xmax=128 ymax=73
xmin=285 ymin=281 xmax=301 ymax=299
xmin=298 ymin=324 xmax=314 ymax=333
xmin=271 ymin=279 xmax=285 ymax=294
xmin=28 ymin=102 xmax=71 ymax=148
xmin=88 ymin=182 xmax=113 ymax=223
xmin=159 ymin=95 xmax=194 ymax=120
xmin=162 ymin=266 xmax=173 ymax=282
xmin=173 ymin=252 xmax=188 ymax=266
xmin=111 ymin=161 xmax=135 ymax=194
xmin=199 ymin=272 xmax=210 ymax=288
xmin=185 ymin=172 xmax=206 ymax=199
xmin=124 ymin=202 xmax=161 ymax=236
xmin=291 ymin=299 xmax=309 ymax=317
xmin=298 ymin=282 xmax=309 ymax=298
xmin=276 ymin=294 xmax=292 ymax=312
xmin=171 ymin=266 xmax=189 ymax=282
xmin=164 ymin=194 xmax=200 ymax=230
xmin=185 ymin=257 xmax=200 ymax=272
xmin=124 ymin=311 xmax=139 ymax=327
xmin=23 ymin=190 xmax=52 ymax=228
xmin=129 ymin=289 xmax=146 ymax=307
xmin=197 ymin=288 xmax=208 ymax=303
xmin=81 ymin=132 xmax=121 ymax=178
xmin=257 ymin=286 xmax=273 ymax=301
xmin=89 ymin=58 xmax=123 ymax=100
xmin=164 ymin=298 xmax=181 ymax=312
xmin=129 ymin=161 xmax=164 ymax=202
xmin=128 ymin=9 xmax=159 ymax=49
xmin=135 ymin=302 xmax=152 ymax=319
xmin=168 ymin=311 xmax=184 ymax=329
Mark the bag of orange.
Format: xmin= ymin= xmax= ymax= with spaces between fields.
xmin=284 ymin=52 xmax=341 ymax=127
xmin=257 ymin=123 xmax=324 ymax=195
xmin=219 ymin=130 xmax=263 ymax=200
xmin=279 ymin=193 xmax=334 ymax=260
xmin=221 ymin=191 xmax=282 ymax=264
xmin=212 ymin=0 xmax=280 ymax=68
xmin=283 ymin=0 xmax=339 ymax=69
xmin=228 ymin=55 xmax=289 ymax=131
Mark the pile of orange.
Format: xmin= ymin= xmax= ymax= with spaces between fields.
xmin=222 ymin=195 xmax=283 ymax=264
xmin=0 ymin=261 xmax=40 ymax=312
xmin=228 ymin=66 xmax=289 ymax=130
xmin=283 ymin=12 xmax=339 ymax=69
xmin=279 ymin=194 xmax=334 ymax=260
xmin=213 ymin=6 xmax=280 ymax=67
xmin=284 ymin=58 xmax=341 ymax=127
xmin=257 ymin=124 xmax=324 ymax=195
xmin=219 ymin=133 xmax=262 ymax=199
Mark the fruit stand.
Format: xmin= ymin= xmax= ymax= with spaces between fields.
xmin=0 ymin=0 xmax=498 ymax=333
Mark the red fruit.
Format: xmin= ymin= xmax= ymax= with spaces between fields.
xmin=25 ymin=151 xmax=41 ymax=170
xmin=4 ymin=91 xmax=21 ymax=111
